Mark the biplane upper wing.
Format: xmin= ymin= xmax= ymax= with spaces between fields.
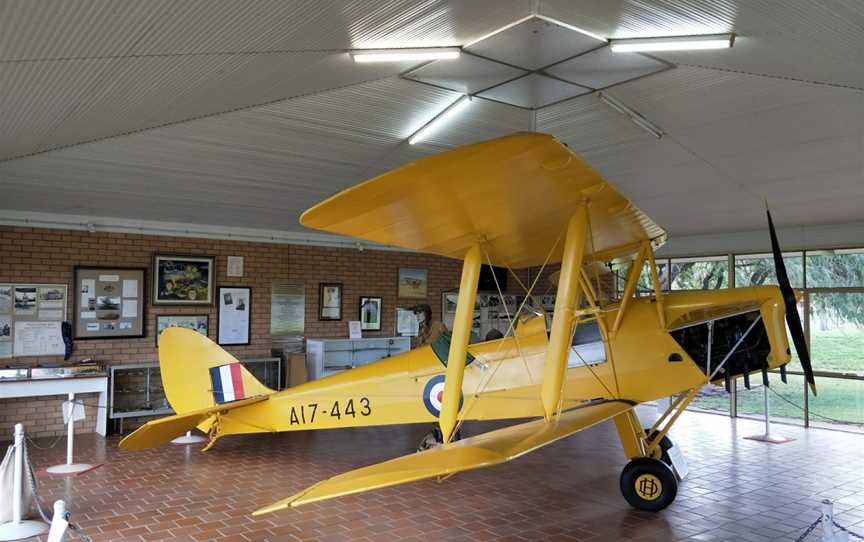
xmin=300 ymin=133 xmax=665 ymax=268
xmin=253 ymin=400 xmax=632 ymax=514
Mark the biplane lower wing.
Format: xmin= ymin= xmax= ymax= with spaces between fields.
xmin=253 ymin=399 xmax=633 ymax=514
xmin=119 ymin=395 xmax=268 ymax=451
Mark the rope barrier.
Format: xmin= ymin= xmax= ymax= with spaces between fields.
xmin=766 ymin=385 xmax=859 ymax=426
xmin=22 ymin=437 xmax=95 ymax=542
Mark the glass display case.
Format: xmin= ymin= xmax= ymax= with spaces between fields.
xmin=0 ymin=365 xmax=104 ymax=381
xmin=109 ymin=358 xmax=282 ymax=422
xmin=109 ymin=363 xmax=171 ymax=419
xmin=242 ymin=357 xmax=282 ymax=390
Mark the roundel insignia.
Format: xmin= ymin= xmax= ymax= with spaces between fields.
xmin=422 ymin=375 xmax=463 ymax=418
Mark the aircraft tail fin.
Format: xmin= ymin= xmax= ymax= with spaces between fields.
xmin=118 ymin=328 xmax=276 ymax=450
xmin=157 ymin=328 xmax=274 ymax=415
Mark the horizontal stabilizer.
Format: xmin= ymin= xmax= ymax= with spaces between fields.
xmin=119 ymin=396 xmax=268 ymax=451
xmin=253 ymin=400 xmax=632 ymax=514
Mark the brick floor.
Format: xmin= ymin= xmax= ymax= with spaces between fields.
xmin=16 ymin=407 xmax=864 ymax=541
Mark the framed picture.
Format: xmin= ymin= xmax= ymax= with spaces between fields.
xmin=218 ymin=286 xmax=251 ymax=345
xmin=359 ymin=297 xmax=382 ymax=331
xmin=319 ymin=283 xmax=342 ymax=320
xmin=153 ymin=255 xmax=214 ymax=305
xmin=74 ymin=267 xmax=145 ymax=339
xmin=398 ymin=268 xmax=428 ymax=299
xmin=155 ymin=314 xmax=208 ymax=346
xmin=442 ymin=291 xmax=458 ymax=315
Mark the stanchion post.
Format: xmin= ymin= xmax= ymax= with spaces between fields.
xmin=744 ymin=382 xmax=792 ymax=444
xmin=47 ymin=500 xmax=70 ymax=542
xmin=12 ymin=424 xmax=23 ymax=525
xmin=0 ymin=424 xmax=49 ymax=541
xmin=47 ymin=395 xmax=95 ymax=475
xmin=66 ymin=393 xmax=75 ymax=466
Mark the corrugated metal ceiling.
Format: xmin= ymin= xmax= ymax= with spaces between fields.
xmin=0 ymin=0 xmax=863 ymax=243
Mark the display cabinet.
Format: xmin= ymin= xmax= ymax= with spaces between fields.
xmin=109 ymin=363 xmax=171 ymax=420
xmin=109 ymin=357 xmax=283 ymax=424
xmin=306 ymin=337 xmax=411 ymax=380
xmin=241 ymin=357 xmax=282 ymax=390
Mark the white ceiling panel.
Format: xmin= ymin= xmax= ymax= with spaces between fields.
xmin=540 ymin=0 xmax=864 ymax=89
xmin=477 ymin=74 xmax=590 ymax=109
xmin=0 ymin=1 xmax=532 ymax=59
xmin=0 ymin=0 xmax=171 ymax=60
xmin=546 ymin=47 xmax=669 ymax=90
xmin=466 ymin=17 xmax=604 ymax=69
xmin=1 ymin=78 xmax=528 ymax=231
xmin=0 ymin=0 xmax=533 ymax=161
xmin=2 ymin=0 xmax=864 ymax=244
xmin=0 ymin=52 xmax=419 ymax=161
xmin=403 ymin=53 xmax=527 ymax=94
xmin=539 ymin=65 xmax=864 ymax=235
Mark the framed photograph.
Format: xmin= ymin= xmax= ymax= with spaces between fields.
xmin=153 ymin=255 xmax=214 ymax=305
xmin=74 ymin=267 xmax=145 ymax=339
xmin=442 ymin=292 xmax=458 ymax=315
xmin=155 ymin=314 xmax=208 ymax=346
xmin=359 ymin=297 xmax=382 ymax=331
xmin=319 ymin=283 xmax=342 ymax=321
xmin=398 ymin=268 xmax=428 ymax=299
xmin=218 ymin=286 xmax=251 ymax=345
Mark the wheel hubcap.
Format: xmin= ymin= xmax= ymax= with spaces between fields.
xmin=634 ymin=473 xmax=662 ymax=501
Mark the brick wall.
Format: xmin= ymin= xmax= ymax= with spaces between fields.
xmin=0 ymin=225 xmax=528 ymax=438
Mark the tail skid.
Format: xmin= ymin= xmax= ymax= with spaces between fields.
xmin=119 ymin=396 xmax=269 ymax=450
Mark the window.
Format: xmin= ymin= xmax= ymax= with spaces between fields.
xmin=806 ymin=248 xmax=864 ymax=288
xmin=734 ymin=252 xmax=803 ymax=288
xmin=670 ymin=256 xmax=728 ymax=290
xmin=808 ymin=293 xmax=864 ymax=374
xmin=613 ymin=261 xmax=669 ymax=298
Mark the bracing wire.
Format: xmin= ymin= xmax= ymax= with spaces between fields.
xmin=450 ymin=228 xmax=566 ymax=436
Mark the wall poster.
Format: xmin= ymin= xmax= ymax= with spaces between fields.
xmin=270 ymin=283 xmax=304 ymax=337
xmin=218 ymin=286 xmax=251 ymax=346
xmin=74 ymin=267 xmax=145 ymax=339
xmin=156 ymin=314 xmax=208 ymax=346
xmin=1 ymin=283 xmax=67 ymax=358
xmin=153 ymin=255 xmax=214 ymax=305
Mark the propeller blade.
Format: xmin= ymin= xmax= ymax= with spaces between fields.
xmin=767 ymin=209 xmax=817 ymax=396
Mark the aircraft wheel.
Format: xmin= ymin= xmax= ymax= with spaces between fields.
xmin=417 ymin=427 xmax=462 ymax=452
xmin=620 ymin=457 xmax=677 ymax=512
xmin=644 ymin=429 xmax=673 ymax=465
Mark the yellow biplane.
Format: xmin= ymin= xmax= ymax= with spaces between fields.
xmin=120 ymin=133 xmax=814 ymax=514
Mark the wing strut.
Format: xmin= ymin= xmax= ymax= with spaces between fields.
xmin=541 ymin=206 xmax=588 ymax=420
xmin=440 ymin=243 xmax=481 ymax=444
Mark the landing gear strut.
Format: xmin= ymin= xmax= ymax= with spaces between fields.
xmin=417 ymin=426 xmax=462 ymax=451
xmin=613 ymin=389 xmax=698 ymax=512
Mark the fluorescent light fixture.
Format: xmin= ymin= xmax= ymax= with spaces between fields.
xmin=408 ymin=96 xmax=471 ymax=145
xmin=597 ymin=92 xmax=664 ymax=139
xmin=351 ymin=47 xmax=460 ymax=63
xmin=610 ymin=33 xmax=734 ymax=53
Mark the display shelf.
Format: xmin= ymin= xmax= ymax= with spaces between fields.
xmin=306 ymin=337 xmax=411 ymax=380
